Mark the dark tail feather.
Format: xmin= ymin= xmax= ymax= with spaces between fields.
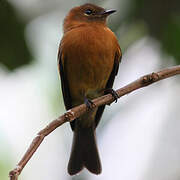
xmin=68 ymin=124 xmax=101 ymax=175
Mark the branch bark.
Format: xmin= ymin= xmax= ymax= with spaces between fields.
xmin=9 ymin=65 xmax=180 ymax=180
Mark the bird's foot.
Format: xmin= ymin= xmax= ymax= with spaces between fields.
xmin=84 ymin=98 xmax=96 ymax=111
xmin=105 ymin=88 xmax=119 ymax=103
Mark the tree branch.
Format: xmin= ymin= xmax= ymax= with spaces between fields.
xmin=9 ymin=65 xmax=180 ymax=180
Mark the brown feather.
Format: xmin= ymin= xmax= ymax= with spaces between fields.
xmin=58 ymin=3 xmax=122 ymax=175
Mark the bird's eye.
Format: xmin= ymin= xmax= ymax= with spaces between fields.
xmin=84 ymin=9 xmax=93 ymax=15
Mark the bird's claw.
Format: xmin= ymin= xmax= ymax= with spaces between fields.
xmin=84 ymin=98 xmax=96 ymax=111
xmin=105 ymin=88 xmax=119 ymax=103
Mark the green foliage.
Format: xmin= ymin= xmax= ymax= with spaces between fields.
xmin=114 ymin=0 xmax=180 ymax=63
xmin=0 ymin=160 xmax=11 ymax=180
xmin=0 ymin=0 xmax=32 ymax=70
xmin=161 ymin=16 xmax=180 ymax=63
xmin=0 ymin=133 xmax=12 ymax=180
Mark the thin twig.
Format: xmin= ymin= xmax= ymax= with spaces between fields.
xmin=9 ymin=65 xmax=180 ymax=180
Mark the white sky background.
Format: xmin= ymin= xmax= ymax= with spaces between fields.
xmin=1 ymin=0 xmax=180 ymax=180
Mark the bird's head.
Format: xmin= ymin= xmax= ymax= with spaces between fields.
xmin=63 ymin=3 xmax=116 ymax=33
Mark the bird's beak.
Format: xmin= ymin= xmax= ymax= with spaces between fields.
xmin=99 ymin=9 xmax=116 ymax=16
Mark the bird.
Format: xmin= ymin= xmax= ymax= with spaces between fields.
xmin=58 ymin=3 xmax=122 ymax=175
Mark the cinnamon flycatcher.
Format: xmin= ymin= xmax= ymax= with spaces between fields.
xmin=58 ymin=3 xmax=122 ymax=175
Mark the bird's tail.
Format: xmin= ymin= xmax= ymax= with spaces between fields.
xmin=68 ymin=122 xmax=101 ymax=175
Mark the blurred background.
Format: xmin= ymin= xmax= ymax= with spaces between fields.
xmin=0 ymin=0 xmax=180 ymax=179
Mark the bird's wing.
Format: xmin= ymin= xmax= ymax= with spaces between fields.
xmin=95 ymin=48 xmax=122 ymax=127
xmin=58 ymin=47 xmax=76 ymax=130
